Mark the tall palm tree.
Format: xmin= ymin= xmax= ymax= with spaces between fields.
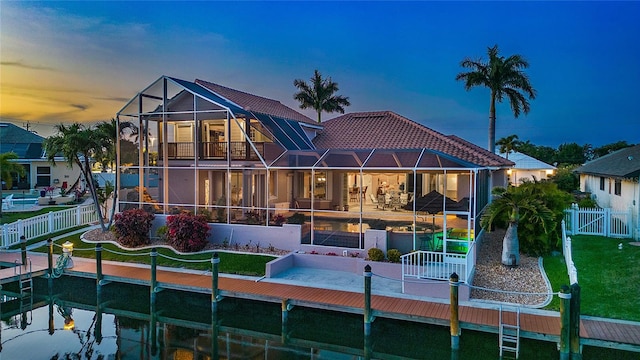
xmin=456 ymin=45 xmax=536 ymax=153
xmin=44 ymin=122 xmax=116 ymax=231
xmin=496 ymin=134 xmax=522 ymax=159
xmin=0 ymin=152 xmax=26 ymax=218
xmin=480 ymin=184 xmax=554 ymax=266
xmin=293 ymin=70 xmax=350 ymax=123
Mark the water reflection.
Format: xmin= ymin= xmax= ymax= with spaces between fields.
xmin=0 ymin=277 xmax=636 ymax=359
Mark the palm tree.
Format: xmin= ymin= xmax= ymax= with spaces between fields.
xmin=0 ymin=152 xmax=26 ymax=218
xmin=44 ymin=122 xmax=116 ymax=231
xmin=480 ymin=184 xmax=554 ymax=266
xmin=293 ymin=70 xmax=350 ymax=123
xmin=456 ymin=45 xmax=536 ymax=153
xmin=496 ymin=134 xmax=522 ymax=159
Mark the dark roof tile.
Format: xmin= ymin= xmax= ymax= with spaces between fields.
xmin=313 ymin=111 xmax=513 ymax=167
xmin=574 ymin=144 xmax=640 ymax=179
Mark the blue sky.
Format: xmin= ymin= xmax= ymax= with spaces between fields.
xmin=1 ymin=1 xmax=638 ymax=148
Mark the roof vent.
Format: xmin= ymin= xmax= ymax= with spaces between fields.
xmin=629 ymin=156 xmax=634 ymax=160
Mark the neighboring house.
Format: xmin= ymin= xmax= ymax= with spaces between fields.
xmin=0 ymin=122 xmax=83 ymax=192
xmin=493 ymin=151 xmax=556 ymax=187
xmin=574 ymin=144 xmax=640 ymax=238
xmin=115 ymin=76 xmax=513 ymax=259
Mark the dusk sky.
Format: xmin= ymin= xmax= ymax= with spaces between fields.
xmin=1 ymin=1 xmax=638 ymax=149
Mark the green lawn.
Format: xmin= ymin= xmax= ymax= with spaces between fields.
xmin=30 ymin=232 xmax=276 ymax=277
xmin=544 ymin=235 xmax=640 ymax=321
xmin=0 ymin=206 xmax=71 ymax=224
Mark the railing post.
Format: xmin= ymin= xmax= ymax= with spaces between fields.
xmin=211 ymin=252 xmax=219 ymax=313
xmin=559 ymin=285 xmax=571 ymax=360
xmin=570 ymin=283 xmax=582 ymax=359
xmin=76 ymin=206 xmax=82 ymax=226
xmin=450 ymin=272 xmax=460 ymax=350
xmin=364 ymin=264 xmax=372 ymax=337
xmin=1 ymin=224 xmax=6 ymax=248
xmin=17 ymin=219 xmax=24 ymax=239
xmin=604 ymin=208 xmax=611 ymax=237
xmin=48 ymin=211 xmax=54 ymax=234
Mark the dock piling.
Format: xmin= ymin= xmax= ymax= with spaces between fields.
xmin=212 ymin=252 xmax=219 ymax=313
xmin=47 ymin=238 xmax=53 ymax=288
xmin=450 ymin=272 xmax=460 ymax=350
xmin=150 ymin=248 xmax=157 ymax=305
xmin=570 ymin=283 xmax=582 ymax=360
xmin=20 ymin=235 xmax=27 ymax=266
xmin=364 ymin=264 xmax=372 ymax=337
xmin=559 ymin=285 xmax=572 ymax=360
xmin=95 ymin=244 xmax=103 ymax=296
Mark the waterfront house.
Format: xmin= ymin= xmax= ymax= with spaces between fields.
xmin=0 ymin=122 xmax=83 ymax=193
xmin=115 ymin=76 xmax=513 ymax=281
xmin=494 ymin=151 xmax=556 ymax=187
xmin=574 ymin=144 xmax=640 ymax=239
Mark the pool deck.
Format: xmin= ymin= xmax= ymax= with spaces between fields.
xmin=0 ymin=250 xmax=638 ymax=353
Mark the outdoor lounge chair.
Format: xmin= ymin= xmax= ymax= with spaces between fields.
xmin=2 ymin=194 xmax=14 ymax=210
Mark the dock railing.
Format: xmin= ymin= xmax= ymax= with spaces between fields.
xmin=1 ymin=204 xmax=98 ymax=248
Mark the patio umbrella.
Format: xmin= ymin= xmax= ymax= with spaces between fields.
xmin=403 ymin=190 xmax=459 ymax=214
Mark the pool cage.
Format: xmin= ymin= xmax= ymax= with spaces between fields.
xmin=116 ymin=76 xmax=491 ymax=255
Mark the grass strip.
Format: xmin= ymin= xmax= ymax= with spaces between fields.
xmin=30 ymin=231 xmax=275 ymax=277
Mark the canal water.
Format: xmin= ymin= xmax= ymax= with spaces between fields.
xmin=0 ymin=277 xmax=635 ymax=359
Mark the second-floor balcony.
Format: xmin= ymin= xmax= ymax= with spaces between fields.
xmin=159 ymin=141 xmax=264 ymax=161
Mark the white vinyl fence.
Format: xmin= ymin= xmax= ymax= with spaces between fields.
xmin=0 ymin=204 xmax=99 ymax=248
xmin=561 ymin=220 xmax=578 ymax=284
xmin=564 ymin=204 xmax=632 ymax=238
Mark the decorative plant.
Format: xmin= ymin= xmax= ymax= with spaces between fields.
xmin=367 ymin=248 xmax=385 ymax=262
xmin=387 ymin=249 xmax=401 ymax=263
xmin=367 ymin=219 xmax=388 ymax=230
xmin=166 ymin=213 xmax=210 ymax=252
xmin=44 ymin=186 xmax=56 ymax=200
xmin=156 ymin=225 xmax=168 ymax=241
xmin=113 ymin=208 xmax=154 ymax=247
xmin=272 ymin=214 xmax=286 ymax=226
xmin=287 ymin=212 xmax=306 ymax=224
xmin=245 ymin=211 xmax=262 ymax=225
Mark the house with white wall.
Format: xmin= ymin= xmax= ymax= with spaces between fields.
xmin=0 ymin=122 xmax=83 ymax=194
xmin=494 ymin=151 xmax=556 ymax=187
xmin=574 ymin=144 xmax=640 ymax=239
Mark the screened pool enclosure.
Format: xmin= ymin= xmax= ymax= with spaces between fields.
xmin=116 ymin=76 xmax=490 ymax=256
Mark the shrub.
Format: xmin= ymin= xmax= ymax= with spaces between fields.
xmin=272 ymin=214 xmax=286 ymax=226
xmin=387 ymin=249 xmax=401 ymax=263
xmin=166 ymin=213 xmax=211 ymax=252
xmin=367 ymin=219 xmax=388 ymax=230
xmin=113 ymin=209 xmax=154 ymax=247
xmin=367 ymin=248 xmax=385 ymax=262
xmin=287 ymin=212 xmax=306 ymax=224
xmin=578 ymin=197 xmax=598 ymax=208
xmin=156 ymin=225 xmax=168 ymax=241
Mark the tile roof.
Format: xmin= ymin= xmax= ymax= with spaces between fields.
xmin=0 ymin=122 xmax=44 ymax=159
xmin=313 ymin=111 xmax=513 ymax=167
xmin=574 ymin=144 xmax=640 ymax=179
xmin=195 ymin=79 xmax=316 ymax=125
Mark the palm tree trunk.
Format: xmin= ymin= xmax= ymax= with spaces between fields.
xmin=317 ymin=110 xmax=322 ymax=123
xmin=488 ymin=91 xmax=497 ymax=153
xmin=501 ymin=221 xmax=520 ymax=266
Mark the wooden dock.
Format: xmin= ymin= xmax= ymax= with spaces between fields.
xmin=1 ymin=251 xmax=639 ymax=352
